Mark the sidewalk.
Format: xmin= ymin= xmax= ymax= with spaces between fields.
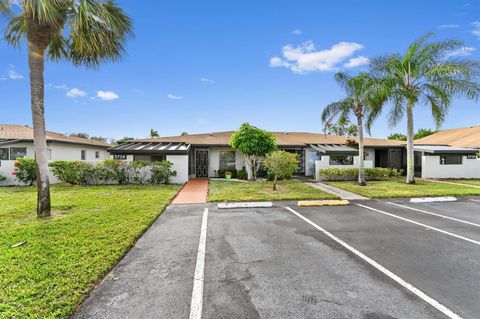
xmin=172 ymin=178 xmax=208 ymax=204
xmin=305 ymin=182 xmax=369 ymax=200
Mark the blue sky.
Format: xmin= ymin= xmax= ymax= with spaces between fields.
xmin=1 ymin=0 xmax=479 ymax=140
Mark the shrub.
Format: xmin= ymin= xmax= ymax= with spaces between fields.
xmin=237 ymin=168 xmax=248 ymax=180
xmin=49 ymin=161 xmax=94 ymax=185
xmin=127 ymin=160 xmax=150 ymax=184
xmin=217 ymin=168 xmax=237 ymax=178
xmin=150 ymin=161 xmax=177 ymax=184
xmin=264 ymin=151 xmax=298 ymax=190
xmin=0 ymin=174 xmax=6 ymax=183
xmin=12 ymin=158 xmax=37 ymax=186
xmin=93 ymin=159 xmax=129 ymax=184
xmin=319 ymin=167 xmax=401 ymax=181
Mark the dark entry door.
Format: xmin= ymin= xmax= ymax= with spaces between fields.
xmin=388 ymin=149 xmax=402 ymax=169
xmin=195 ymin=150 xmax=209 ymax=177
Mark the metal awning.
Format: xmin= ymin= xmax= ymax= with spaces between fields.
xmin=108 ymin=142 xmax=191 ymax=154
xmin=0 ymin=139 xmax=20 ymax=146
xmin=309 ymin=144 xmax=359 ymax=156
xmin=414 ymin=145 xmax=478 ymax=154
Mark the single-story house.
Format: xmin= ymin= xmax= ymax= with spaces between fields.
xmin=414 ymin=125 xmax=480 ymax=179
xmin=108 ymin=131 xmax=410 ymax=183
xmin=0 ymin=124 xmax=111 ymax=185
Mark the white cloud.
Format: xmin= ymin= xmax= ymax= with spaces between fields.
xmin=291 ymin=29 xmax=302 ymax=35
xmin=471 ymin=21 xmax=480 ymax=39
xmin=438 ymin=24 xmax=461 ymax=29
xmin=344 ymin=56 xmax=370 ymax=68
xmin=445 ymin=46 xmax=475 ymax=57
xmin=167 ymin=93 xmax=183 ymax=100
xmin=201 ymin=77 xmax=215 ymax=84
xmin=269 ymin=40 xmax=365 ymax=73
xmin=8 ymin=69 xmax=23 ymax=80
xmin=96 ymin=91 xmax=119 ymax=101
xmin=53 ymin=84 xmax=69 ymax=90
xmin=66 ymin=88 xmax=87 ymax=98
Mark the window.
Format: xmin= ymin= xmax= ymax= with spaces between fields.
xmin=10 ymin=148 xmax=27 ymax=160
xmin=219 ymin=151 xmax=236 ymax=170
xmin=0 ymin=148 xmax=8 ymax=160
xmin=81 ymin=150 xmax=86 ymax=160
xmin=329 ymin=155 xmax=354 ymax=165
xmin=95 ymin=151 xmax=100 ymax=159
xmin=440 ymin=155 xmax=462 ymax=165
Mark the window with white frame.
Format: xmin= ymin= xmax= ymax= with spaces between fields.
xmin=10 ymin=148 xmax=27 ymax=160
xmin=219 ymin=151 xmax=236 ymax=170
xmin=329 ymin=155 xmax=354 ymax=165
xmin=81 ymin=150 xmax=86 ymax=160
xmin=0 ymin=148 xmax=9 ymax=160
xmin=440 ymin=154 xmax=462 ymax=165
xmin=95 ymin=151 xmax=100 ymax=159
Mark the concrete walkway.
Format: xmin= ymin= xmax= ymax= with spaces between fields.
xmin=305 ymin=182 xmax=368 ymax=200
xmin=172 ymin=178 xmax=208 ymax=204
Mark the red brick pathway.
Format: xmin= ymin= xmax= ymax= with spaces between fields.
xmin=172 ymin=178 xmax=208 ymax=204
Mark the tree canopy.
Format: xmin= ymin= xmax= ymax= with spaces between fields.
xmin=230 ymin=123 xmax=277 ymax=157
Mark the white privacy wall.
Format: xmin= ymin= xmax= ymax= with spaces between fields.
xmin=166 ymin=155 xmax=189 ymax=184
xmin=315 ymin=156 xmax=374 ymax=181
xmin=421 ymin=155 xmax=480 ymax=179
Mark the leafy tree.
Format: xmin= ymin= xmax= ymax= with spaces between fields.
xmin=264 ymin=151 xmax=297 ymax=190
xmin=90 ymin=136 xmax=108 ymax=143
xmin=1 ymin=0 xmax=133 ymax=217
xmin=371 ymin=33 xmax=480 ymax=184
xmin=181 ymin=132 xmax=189 ymax=136
xmin=70 ymin=133 xmax=90 ymax=139
xmin=230 ymin=123 xmax=277 ymax=180
xmin=325 ymin=118 xmax=358 ymax=137
xmin=115 ymin=137 xmax=135 ymax=145
xmin=414 ymin=128 xmax=437 ymax=140
xmin=387 ymin=133 xmax=407 ymax=141
xmin=322 ymin=72 xmax=386 ymax=186
xmin=150 ymin=129 xmax=159 ymax=138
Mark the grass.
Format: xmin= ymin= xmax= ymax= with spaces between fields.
xmin=325 ymin=178 xmax=480 ymax=198
xmin=443 ymin=179 xmax=480 ymax=186
xmin=208 ymin=179 xmax=338 ymax=202
xmin=0 ymin=184 xmax=180 ymax=319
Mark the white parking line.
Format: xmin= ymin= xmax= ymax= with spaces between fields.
xmin=285 ymin=206 xmax=463 ymax=319
xmin=386 ymin=202 xmax=480 ymax=228
xmin=189 ymin=208 xmax=209 ymax=319
xmin=469 ymin=199 xmax=480 ymax=203
xmin=356 ymin=204 xmax=480 ymax=247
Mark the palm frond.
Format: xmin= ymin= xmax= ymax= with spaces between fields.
xmin=3 ymin=14 xmax=27 ymax=47
xmin=0 ymin=0 xmax=12 ymax=15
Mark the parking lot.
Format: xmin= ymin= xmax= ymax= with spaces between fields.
xmin=74 ymin=198 xmax=480 ymax=319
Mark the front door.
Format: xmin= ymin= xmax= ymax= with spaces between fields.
xmin=195 ymin=150 xmax=209 ymax=177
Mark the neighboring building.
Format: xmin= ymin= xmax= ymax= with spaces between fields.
xmin=0 ymin=124 xmax=111 ymax=185
xmin=414 ymin=126 xmax=480 ymax=179
xmin=108 ymin=131 xmax=407 ymax=183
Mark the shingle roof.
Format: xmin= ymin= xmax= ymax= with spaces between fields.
xmin=415 ymin=125 xmax=480 ymax=149
xmin=135 ymin=131 xmax=404 ymax=147
xmin=0 ymin=124 xmax=111 ymax=148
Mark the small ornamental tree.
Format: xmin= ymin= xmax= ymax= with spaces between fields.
xmin=12 ymin=158 xmax=37 ymax=186
xmin=264 ymin=151 xmax=298 ymax=190
xmin=230 ymin=123 xmax=277 ymax=180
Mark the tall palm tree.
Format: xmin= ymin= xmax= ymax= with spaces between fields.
xmin=371 ymin=34 xmax=480 ymax=184
xmin=1 ymin=0 xmax=132 ymax=217
xmin=322 ymin=72 xmax=385 ymax=186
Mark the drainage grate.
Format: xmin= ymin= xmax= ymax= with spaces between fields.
xmin=302 ymin=294 xmax=318 ymax=305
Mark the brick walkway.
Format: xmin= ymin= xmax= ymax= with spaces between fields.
xmin=172 ymin=178 xmax=209 ymax=204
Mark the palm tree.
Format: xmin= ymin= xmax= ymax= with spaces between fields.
xmin=371 ymin=34 xmax=480 ymax=184
xmin=1 ymin=0 xmax=132 ymax=217
xmin=150 ymin=129 xmax=159 ymax=138
xmin=322 ymin=72 xmax=385 ymax=186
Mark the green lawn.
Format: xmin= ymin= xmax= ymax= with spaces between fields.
xmin=325 ymin=178 xmax=480 ymax=198
xmin=0 ymin=184 xmax=180 ymax=319
xmin=443 ymin=179 xmax=480 ymax=186
xmin=208 ymin=179 xmax=338 ymax=202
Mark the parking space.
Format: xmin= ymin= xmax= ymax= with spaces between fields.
xmin=74 ymin=198 xmax=480 ymax=319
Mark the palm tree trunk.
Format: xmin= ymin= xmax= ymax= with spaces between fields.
xmin=406 ymin=101 xmax=416 ymax=184
xmin=27 ymin=34 xmax=51 ymax=217
xmin=357 ymin=114 xmax=366 ymax=186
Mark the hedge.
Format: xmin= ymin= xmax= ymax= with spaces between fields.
xmin=318 ymin=168 xmax=403 ymax=181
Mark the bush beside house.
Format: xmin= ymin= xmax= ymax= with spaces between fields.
xmin=319 ymin=167 xmax=402 ymax=181
xmin=264 ymin=151 xmax=298 ymax=190
xmin=12 ymin=158 xmax=37 ymax=186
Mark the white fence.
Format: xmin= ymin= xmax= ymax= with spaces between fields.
xmin=315 ymin=156 xmax=374 ymax=181
xmin=421 ymin=155 xmax=480 ymax=179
